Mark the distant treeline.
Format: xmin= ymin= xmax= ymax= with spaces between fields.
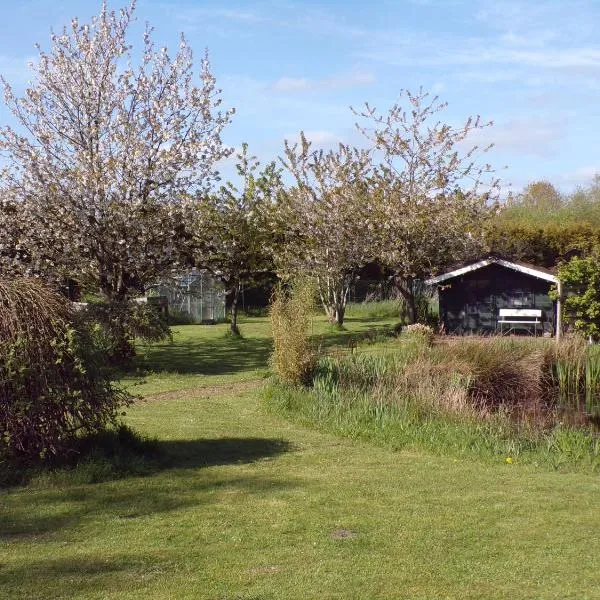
xmin=485 ymin=178 xmax=600 ymax=267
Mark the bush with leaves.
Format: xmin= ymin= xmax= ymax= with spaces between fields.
xmin=553 ymin=252 xmax=600 ymax=341
xmin=0 ymin=279 xmax=132 ymax=463
xmin=81 ymin=299 xmax=171 ymax=365
xmin=485 ymin=221 xmax=600 ymax=267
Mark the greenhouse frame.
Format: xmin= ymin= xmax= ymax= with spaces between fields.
xmin=148 ymin=269 xmax=226 ymax=323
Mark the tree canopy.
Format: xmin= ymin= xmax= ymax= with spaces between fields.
xmin=0 ymin=0 xmax=232 ymax=300
xmin=191 ymin=144 xmax=282 ymax=334
xmin=279 ymin=133 xmax=375 ymax=325
xmin=354 ymin=88 xmax=500 ymax=321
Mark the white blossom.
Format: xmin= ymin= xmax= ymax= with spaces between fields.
xmin=0 ymin=1 xmax=233 ymax=300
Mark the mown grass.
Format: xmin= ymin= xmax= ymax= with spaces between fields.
xmin=3 ymin=316 xmax=600 ymax=599
xmin=121 ymin=314 xmax=398 ymax=396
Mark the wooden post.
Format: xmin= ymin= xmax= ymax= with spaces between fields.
xmin=555 ymin=279 xmax=563 ymax=341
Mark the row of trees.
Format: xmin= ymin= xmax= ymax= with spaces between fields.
xmin=490 ymin=180 xmax=600 ymax=340
xmin=5 ymin=1 xmax=600 ymax=463
xmin=500 ymin=178 xmax=600 ymax=226
xmin=4 ymin=1 xmax=581 ymax=341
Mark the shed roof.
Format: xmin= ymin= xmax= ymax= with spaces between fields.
xmin=425 ymin=258 xmax=558 ymax=285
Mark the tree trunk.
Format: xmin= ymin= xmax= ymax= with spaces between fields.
xmin=333 ymin=304 xmax=345 ymax=326
xmin=230 ymin=283 xmax=241 ymax=335
xmin=112 ymin=316 xmax=136 ymax=364
xmin=318 ymin=275 xmax=349 ymax=327
xmin=396 ymin=277 xmax=417 ymax=324
xmin=98 ymin=272 xmax=136 ymax=364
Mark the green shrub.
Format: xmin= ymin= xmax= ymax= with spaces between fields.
xmin=82 ymin=299 xmax=171 ymax=365
xmin=552 ymin=251 xmax=600 ymax=341
xmin=0 ymin=279 xmax=132 ymax=463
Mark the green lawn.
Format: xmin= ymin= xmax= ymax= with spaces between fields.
xmin=122 ymin=315 xmax=397 ymax=396
xmin=2 ymin=316 xmax=600 ymax=599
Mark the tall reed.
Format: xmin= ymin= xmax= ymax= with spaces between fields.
xmin=269 ymin=280 xmax=317 ymax=385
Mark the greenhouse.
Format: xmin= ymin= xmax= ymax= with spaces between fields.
xmin=148 ymin=270 xmax=226 ymax=323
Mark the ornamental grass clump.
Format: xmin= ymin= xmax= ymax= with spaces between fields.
xmin=401 ymin=323 xmax=435 ymax=346
xmin=549 ymin=335 xmax=600 ymax=417
xmin=0 ymin=278 xmax=131 ymax=463
xmin=269 ymin=280 xmax=317 ymax=385
xmin=436 ymin=338 xmax=548 ymax=417
xmin=304 ymin=336 xmax=595 ymax=425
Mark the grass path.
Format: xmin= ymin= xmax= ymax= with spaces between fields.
xmin=2 ymin=319 xmax=600 ymax=598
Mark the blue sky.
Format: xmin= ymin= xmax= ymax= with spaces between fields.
xmin=1 ymin=0 xmax=600 ymax=193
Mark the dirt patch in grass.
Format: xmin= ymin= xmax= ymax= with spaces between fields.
xmin=330 ymin=528 xmax=358 ymax=540
xmin=139 ymin=379 xmax=263 ymax=403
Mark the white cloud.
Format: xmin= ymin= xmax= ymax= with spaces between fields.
xmin=469 ymin=117 xmax=567 ymax=159
xmin=499 ymin=29 xmax=559 ymax=48
xmin=272 ymin=77 xmax=312 ymax=93
xmin=454 ymin=69 xmax=526 ymax=84
xmin=354 ymin=0 xmax=600 ymax=79
xmin=171 ymin=4 xmax=369 ymax=41
xmin=271 ymin=71 xmax=375 ymax=94
xmin=360 ymin=40 xmax=600 ymax=71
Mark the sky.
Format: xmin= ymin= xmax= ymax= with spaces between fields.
xmin=0 ymin=0 xmax=599 ymax=194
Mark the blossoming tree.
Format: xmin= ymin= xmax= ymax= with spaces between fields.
xmin=280 ymin=132 xmax=375 ymax=326
xmin=355 ymin=88 xmax=500 ymax=323
xmin=0 ymin=1 xmax=232 ymax=302
xmin=192 ymin=144 xmax=282 ymax=335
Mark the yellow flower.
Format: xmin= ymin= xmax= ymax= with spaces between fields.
xmin=505 ymin=457 xmax=513 ymax=464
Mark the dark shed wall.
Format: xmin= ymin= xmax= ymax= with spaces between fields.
xmin=438 ymin=263 xmax=555 ymax=334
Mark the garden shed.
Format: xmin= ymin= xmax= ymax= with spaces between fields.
xmin=426 ymin=258 xmax=560 ymax=336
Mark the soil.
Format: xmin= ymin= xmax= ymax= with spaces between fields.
xmin=330 ymin=528 xmax=358 ymax=540
xmin=139 ymin=379 xmax=263 ymax=403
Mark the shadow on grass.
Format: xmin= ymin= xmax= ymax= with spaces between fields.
xmin=134 ymin=335 xmax=273 ymax=376
xmin=314 ymin=323 xmax=398 ymax=351
xmin=0 ymin=552 xmax=273 ymax=599
xmin=1 ymin=430 xmax=294 ymax=490
xmin=0 ymin=556 xmax=148 ymax=600
xmin=157 ymin=437 xmax=293 ymax=469
xmin=0 ymin=436 xmax=296 ymax=543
